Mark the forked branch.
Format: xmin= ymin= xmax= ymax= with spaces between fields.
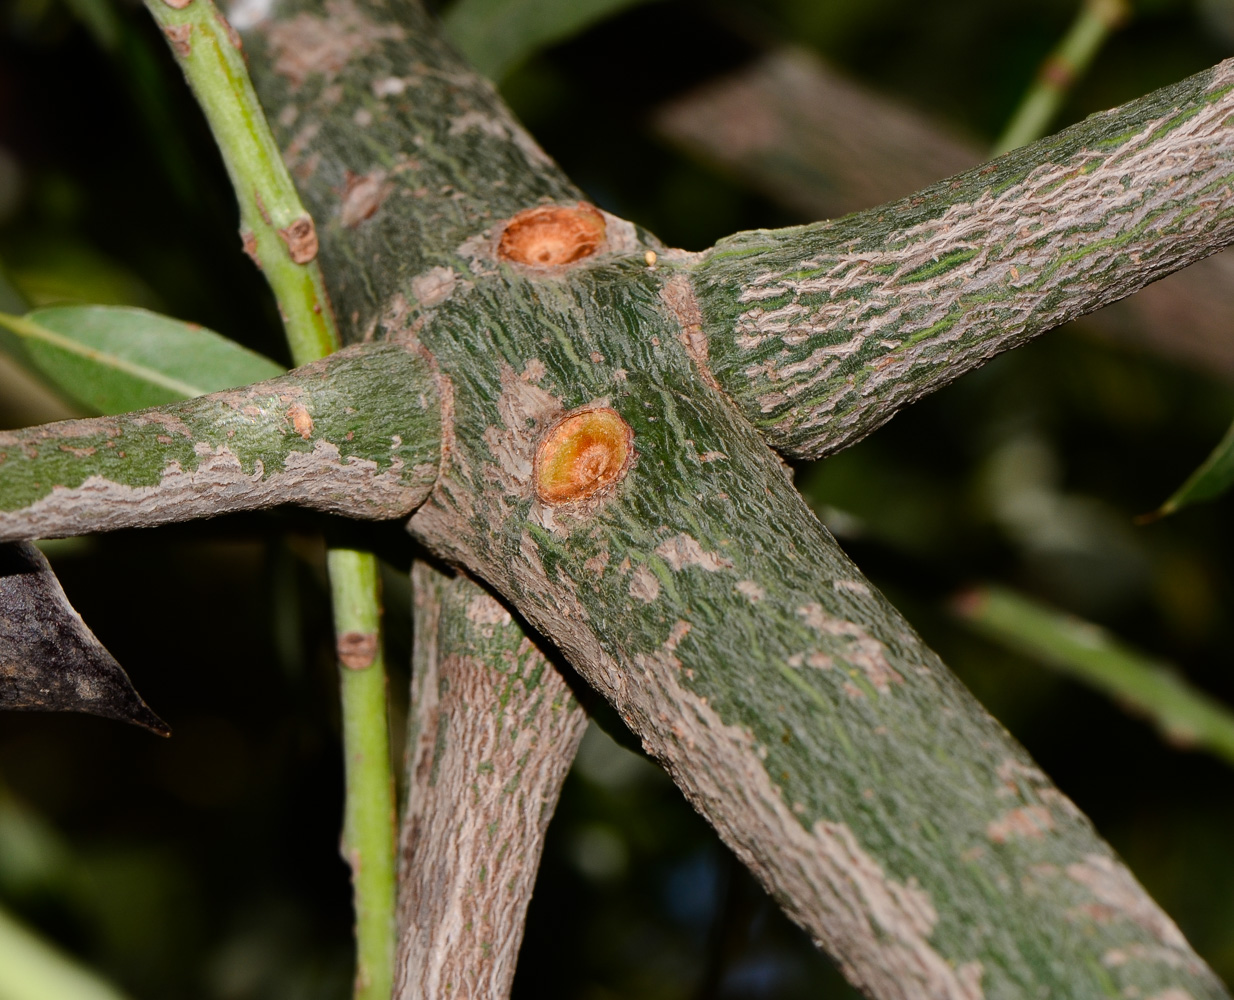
xmin=231 ymin=0 xmax=1234 ymax=995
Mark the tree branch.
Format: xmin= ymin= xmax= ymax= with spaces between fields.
xmin=235 ymin=2 xmax=1234 ymax=995
xmin=690 ymin=57 xmax=1234 ymax=459
xmin=654 ymin=46 xmax=1234 ymax=384
xmin=0 ymin=343 xmax=439 ymax=541
xmin=397 ymin=562 xmax=585 ymax=1000
xmin=141 ymin=4 xmax=411 ymax=992
xmin=328 ymin=547 xmax=398 ymax=1000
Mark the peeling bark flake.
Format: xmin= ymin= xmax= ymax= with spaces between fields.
xmin=411 ymin=266 xmax=459 ymax=309
xmin=583 ymin=551 xmax=610 ymax=576
xmin=629 ymin=565 xmax=660 ymax=603
xmin=340 ymin=169 xmax=393 ymax=227
xmin=662 ymin=272 xmax=721 ymax=392
xmin=263 ymin=0 xmax=405 ymax=89
xmin=655 ymin=533 xmax=733 ymax=572
xmin=1066 ymin=854 xmax=1192 ymax=953
xmin=986 ymin=805 xmax=1054 ymax=843
xmin=286 ymin=403 xmax=314 ymax=439
xmin=736 ymin=579 xmax=765 ymax=602
xmin=240 ymin=228 xmax=261 ymax=267
xmin=796 ymin=603 xmax=903 ymax=692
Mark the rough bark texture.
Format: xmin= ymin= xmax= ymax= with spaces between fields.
xmin=0 ymin=541 xmax=166 ymax=733
xmin=657 ymin=46 xmax=1234 ymax=385
xmin=0 ymin=343 xmax=438 ymax=540
xmin=234 ymin=1 xmax=1234 ymax=997
xmin=692 ymin=57 xmax=1234 ymax=458
xmin=398 ymin=562 xmax=585 ymax=1000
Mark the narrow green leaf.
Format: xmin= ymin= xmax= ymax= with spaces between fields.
xmin=0 ymin=904 xmax=133 ymax=1000
xmin=953 ymin=585 xmax=1234 ymax=769
xmin=1153 ymin=414 xmax=1234 ymax=517
xmin=443 ymin=0 xmax=661 ymax=81
xmin=0 ymin=305 xmax=285 ymax=415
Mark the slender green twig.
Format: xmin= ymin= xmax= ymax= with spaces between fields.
xmin=0 ymin=905 xmax=132 ymax=1000
xmin=142 ymin=0 xmax=337 ymax=364
xmin=993 ymin=0 xmax=1130 ymax=155
xmin=142 ymin=1 xmax=395 ymax=996
xmin=329 ymin=548 xmax=397 ymax=1000
xmin=954 ymin=585 xmax=1234 ymax=770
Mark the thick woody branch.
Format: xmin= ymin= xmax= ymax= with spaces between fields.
xmin=655 ymin=47 xmax=1234 ymax=384
xmin=0 ymin=343 xmax=439 ymax=541
xmin=689 ymin=58 xmax=1234 ymax=458
xmin=237 ymin=2 xmax=1231 ymax=996
xmin=397 ymin=563 xmax=586 ymax=1000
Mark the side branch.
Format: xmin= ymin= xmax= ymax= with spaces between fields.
xmin=690 ymin=58 xmax=1234 ymax=458
xmin=0 ymin=343 xmax=439 ymax=540
xmin=397 ymin=562 xmax=586 ymax=1000
xmin=235 ymin=1 xmax=1231 ymax=993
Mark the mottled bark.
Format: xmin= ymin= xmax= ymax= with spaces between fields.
xmin=398 ymin=562 xmax=585 ymax=1000
xmin=233 ymin=1 xmax=1234 ymax=996
xmin=656 ymin=46 xmax=1234 ymax=384
xmin=690 ymin=58 xmax=1234 ymax=458
xmin=0 ymin=343 xmax=439 ymax=540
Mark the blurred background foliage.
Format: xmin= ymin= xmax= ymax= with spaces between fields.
xmin=2 ymin=0 xmax=1234 ymax=997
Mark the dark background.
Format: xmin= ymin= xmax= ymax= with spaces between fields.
xmin=1 ymin=0 xmax=1233 ymax=997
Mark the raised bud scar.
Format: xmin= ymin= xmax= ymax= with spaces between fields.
xmin=498 ymin=203 xmax=606 ymax=268
xmin=534 ymin=406 xmax=633 ymax=505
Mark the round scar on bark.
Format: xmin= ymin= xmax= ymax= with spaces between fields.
xmin=498 ymin=203 xmax=606 ymax=267
xmin=534 ymin=406 xmax=633 ymax=505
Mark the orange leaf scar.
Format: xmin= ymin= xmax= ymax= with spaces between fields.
xmin=498 ymin=203 xmax=607 ymax=268
xmin=534 ymin=406 xmax=633 ymax=505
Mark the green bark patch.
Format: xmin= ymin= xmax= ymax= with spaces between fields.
xmin=0 ymin=343 xmax=440 ymax=538
xmin=695 ymin=58 xmax=1234 ymax=459
xmin=232 ymin=2 xmax=1234 ymax=995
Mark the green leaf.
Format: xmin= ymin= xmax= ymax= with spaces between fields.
xmin=1153 ymin=414 xmax=1234 ymax=518
xmin=953 ymin=585 xmax=1234 ymax=769
xmin=443 ymin=0 xmax=661 ymax=82
xmin=0 ymin=904 xmax=133 ymax=1000
xmin=0 ymin=542 xmax=168 ymax=736
xmin=0 ymin=305 xmax=285 ymax=415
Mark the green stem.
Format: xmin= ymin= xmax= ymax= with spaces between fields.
xmin=329 ymin=548 xmax=397 ymax=1000
xmin=954 ymin=585 xmax=1234 ymax=769
xmin=992 ymin=0 xmax=1129 ymax=155
xmin=142 ymin=0 xmax=339 ymax=364
xmin=0 ymin=905 xmax=132 ymax=1000
xmin=142 ymin=2 xmax=396 ymax=996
